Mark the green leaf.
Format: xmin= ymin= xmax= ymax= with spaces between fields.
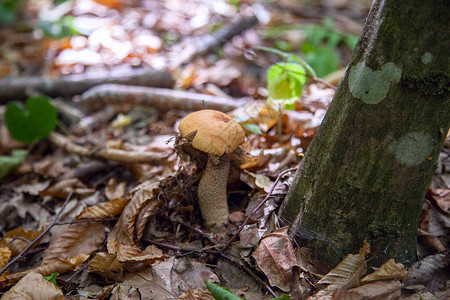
xmin=243 ymin=123 xmax=263 ymax=135
xmin=4 ymin=96 xmax=57 ymax=143
xmin=301 ymin=43 xmax=340 ymax=78
xmin=44 ymin=273 xmax=60 ymax=288
xmin=267 ymin=62 xmax=306 ymax=106
xmin=38 ymin=15 xmax=79 ymax=39
xmin=0 ymin=149 xmax=27 ymax=181
xmin=204 ymin=281 xmax=243 ymax=300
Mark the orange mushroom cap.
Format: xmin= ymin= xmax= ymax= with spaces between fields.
xmin=178 ymin=110 xmax=245 ymax=156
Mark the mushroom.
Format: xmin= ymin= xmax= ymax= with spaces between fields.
xmin=178 ymin=110 xmax=245 ymax=231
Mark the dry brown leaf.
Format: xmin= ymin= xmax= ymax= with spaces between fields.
xmin=40 ymin=178 xmax=95 ymax=198
xmin=43 ymin=222 xmax=105 ymax=263
xmin=6 ymin=254 xmax=89 ymax=284
xmin=88 ymin=252 xmax=123 ymax=280
xmin=349 ymin=280 xmax=402 ymax=300
xmin=1 ymin=272 xmax=64 ymax=300
xmin=361 ymin=259 xmax=407 ymax=283
xmin=406 ymin=253 xmax=450 ymax=285
xmin=105 ymin=178 xmax=127 ymax=200
xmin=0 ymin=227 xmax=44 ymax=257
xmin=316 ymin=253 xmax=367 ymax=290
xmin=107 ymin=237 xmax=167 ymax=264
xmin=332 ymin=289 xmax=362 ymax=300
xmin=108 ymin=182 xmax=161 ymax=246
xmin=76 ymin=197 xmax=129 ymax=220
xmin=177 ymin=288 xmax=215 ymax=300
xmin=0 ymin=247 xmax=11 ymax=269
xmin=252 ymin=227 xmax=300 ymax=292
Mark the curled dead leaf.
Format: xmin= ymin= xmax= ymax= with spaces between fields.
xmin=108 ymin=182 xmax=161 ymax=246
xmin=88 ymin=252 xmax=123 ymax=280
xmin=316 ymin=253 xmax=367 ymax=290
xmin=6 ymin=254 xmax=89 ymax=284
xmin=0 ymin=227 xmax=44 ymax=257
xmin=361 ymin=259 xmax=407 ymax=283
xmin=107 ymin=237 xmax=167 ymax=264
xmin=1 ymin=272 xmax=64 ymax=300
xmin=75 ymin=197 xmax=129 ymax=220
xmin=252 ymin=227 xmax=300 ymax=292
xmin=0 ymin=247 xmax=11 ymax=269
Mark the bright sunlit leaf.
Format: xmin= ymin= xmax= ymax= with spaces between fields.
xmin=267 ymin=62 xmax=306 ymax=107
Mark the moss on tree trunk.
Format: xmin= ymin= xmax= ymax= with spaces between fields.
xmin=279 ymin=0 xmax=449 ymax=267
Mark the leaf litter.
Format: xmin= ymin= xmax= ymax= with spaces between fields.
xmin=0 ymin=0 xmax=449 ymax=299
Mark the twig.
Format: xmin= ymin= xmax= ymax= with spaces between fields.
xmin=171 ymin=218 xmax=219 ymax=245
xmin=0 ymin=192 xmax=73 ymax=276
xmin=53 ymin=217 xmax=118 ymax=226
xmin=49 ymin=132 xmax=169 ymax=164
xmin=312 ymin=77 xmax=337 ymax=90
xmin=224 ymin=167 xmax=298 ymax=251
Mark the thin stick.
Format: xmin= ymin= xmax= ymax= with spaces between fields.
xmin=0 ymin=192 xmax=73 ymax=276
xmin=224 ymin=168 xmax=298 ymax=251
xmin=53 ymin=217 xmax=118 ymax=226
xmin=172 ymin=218 xmax=219 ymax=245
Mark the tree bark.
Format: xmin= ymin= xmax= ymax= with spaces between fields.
xmin=279 ymin=0 xmax=449 ymax=267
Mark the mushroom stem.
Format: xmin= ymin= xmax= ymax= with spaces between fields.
xmin=197 ymin=153 xmax=230 ymax=231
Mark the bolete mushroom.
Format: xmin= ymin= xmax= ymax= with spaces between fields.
xmin=178 ymin=110 xmax=245 ymax=231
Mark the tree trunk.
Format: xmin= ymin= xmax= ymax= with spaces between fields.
xmin=279 ymin=0 xmax=449 ymax=267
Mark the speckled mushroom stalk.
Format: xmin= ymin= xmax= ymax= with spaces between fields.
xmin=197 ymin=154 xmax=230 ymax=230
xmin=178 ymin=110 xmax=245 ymax=231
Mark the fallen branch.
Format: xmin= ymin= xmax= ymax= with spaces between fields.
xmin=0 ymin=68 xmax=174 ymax=103
xmin=170 ymin=15 xmax=259 ymax=67
xmin=80 ymin=84 xmax=248 ymax=112
xmin=0 ymin=192 xmax=73 ymax=276
xmin=49 ymin=132 xmax=169 ymax=164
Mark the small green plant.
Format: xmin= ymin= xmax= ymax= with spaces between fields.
xmin=4 ymin=96 xmax=57 ymax=143
xmin=205 ymin=281 xmax=291 ymax=300
xmin=44 ymin=273 xmax=60 ymax=287
xmin=0 ymin=149 xmax=27 ymax=181
xmin=263 ymin=18 xmax=359 ymax=78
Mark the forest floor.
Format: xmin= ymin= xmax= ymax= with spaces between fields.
xmin=0 ymin=0 xmax=448 ymax=299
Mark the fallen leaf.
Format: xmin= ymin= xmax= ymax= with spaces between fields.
xmin=88 ymin=252 xmax=123 ymax=280
xmin=0 ymin=227 xmax=44 ymax=257
xmin=252 ymin=227 xmax=300 ymax=292
xmin=361 ymin=259 xmax=407 ymax=283
xmin=76 ymin=196 xmax=129 ymax=219
xmin=105 ymin=178 xmax=127 ymax=200
xmin=349 ymin=280 xmax=402 ymax=300
xmin=1 ymin=272 xmax=64 ymax=300
xmin=6 ymin=254 xmax=89 ymax=284
xmin=43 ymin=222 xmax=105 ymax=263
xmin=316 ymin=252 xmax=367 ymax=290
xmin=0 ymin=247 xmax=11 ymax=269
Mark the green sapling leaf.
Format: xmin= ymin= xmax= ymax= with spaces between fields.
xmin=267 ymin=62 xmax=306 ymax=106
xmin=4 ymin=96 xmax=57 ymax=143
xmin=204 ymin=281 xmax=243 ymax=300
xmin=0 ymin=149 xmax=27 ymax=181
